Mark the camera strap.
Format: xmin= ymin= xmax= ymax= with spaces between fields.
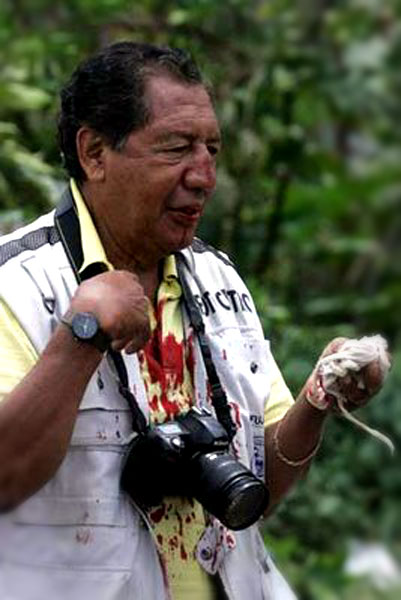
xmin=55 ymin=189 xmax=148 ymax=435
xmin=175 ymin=253 xmax=237 ymax=443
xmin=109 ymin=350 xmax=148 ymax=434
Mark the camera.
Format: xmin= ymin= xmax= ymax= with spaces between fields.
xmin=121 ymin=406 xmax=269 ymax=530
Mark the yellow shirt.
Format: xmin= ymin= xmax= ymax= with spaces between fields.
xmin=138 ymin=256 xmax=216 ymax=598
xmin=0 ymin=180 xmax=294 ymax=599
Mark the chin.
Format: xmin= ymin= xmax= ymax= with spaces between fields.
xmin=157 ymin=221 xmax=199 ymax=257
xmin=174 ymin=226 xmax=198 ymax=250
xmin=162 ymin=237 xmax=193 ymax=259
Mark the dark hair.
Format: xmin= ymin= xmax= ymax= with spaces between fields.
xmin=57 ymin=42 xmax=206 ymax=182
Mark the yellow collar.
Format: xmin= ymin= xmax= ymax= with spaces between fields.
xmin=70 ymin=179 xmax=113 ymax=275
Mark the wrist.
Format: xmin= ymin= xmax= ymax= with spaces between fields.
xmin=273 ymin=415 xmax=323 ymax=468
xmin=304 ymin=372 xmax=334 ymax=412
xmin=61 ymin=309 xmax=110 ymax=354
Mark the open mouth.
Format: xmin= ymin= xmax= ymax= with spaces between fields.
xmin=168 ymin=205 xmax=203 ymax=223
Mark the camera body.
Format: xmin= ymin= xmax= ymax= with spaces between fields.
xmin=121 ymin=406 xmax=269 ymax=530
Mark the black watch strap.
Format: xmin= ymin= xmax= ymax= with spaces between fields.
xmin=61 ymin=310 xmax=110 ymax=353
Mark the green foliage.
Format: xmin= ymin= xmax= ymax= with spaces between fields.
xmin=1 ymin=0 xmax=400 ymax=597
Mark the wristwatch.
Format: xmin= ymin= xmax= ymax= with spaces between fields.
xmin=62 ymin=310 xmax=110 ymax=353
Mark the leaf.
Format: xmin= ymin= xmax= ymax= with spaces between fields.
xmin=0 ymin=82 xmax=51 ymax=111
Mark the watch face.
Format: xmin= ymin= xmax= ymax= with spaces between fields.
xmin=71 ymin=312 xmax=99 ymax=341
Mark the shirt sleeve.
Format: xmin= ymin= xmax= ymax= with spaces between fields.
xmin=264 ymin=352 xmax=294 ymax=427
xmin=0 ymin=299 xmax=38 ymax=401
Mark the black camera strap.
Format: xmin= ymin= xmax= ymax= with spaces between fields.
xmin=175 ymin=253 xmax=237 ymax=443
xmin=55 ymin=189 xmax=148 ymax=435
xmin=109 ymin=350 xmax=148 ymax=434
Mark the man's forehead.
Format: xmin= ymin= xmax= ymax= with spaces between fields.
xmin=144 ymin=75 xmax=217 ymax=123
xmin=153 ymin=127 xmax=221 ymax=143
xmin=149 ymin=118 xmax=221 ymax=144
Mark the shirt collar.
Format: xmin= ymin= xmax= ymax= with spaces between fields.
xmin=70 ymin=179 xmax=113 ymax=275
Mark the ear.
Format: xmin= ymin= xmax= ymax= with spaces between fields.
xmin=76 ymin=127 xmax=106 ymax=181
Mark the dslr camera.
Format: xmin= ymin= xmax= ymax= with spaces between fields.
xmin=121 ymin=406 xmax=269 ymax=530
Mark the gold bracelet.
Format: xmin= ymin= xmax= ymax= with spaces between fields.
xmin=272 ymin=416 xmax=322 ymax=468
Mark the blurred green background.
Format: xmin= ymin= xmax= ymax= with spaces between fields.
xmin=1 ymin=0 xmax=400 ymax=597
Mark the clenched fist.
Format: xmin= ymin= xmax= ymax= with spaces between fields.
xmin=68 ymin=270 xmax=151 ymax=354
xmin=305 ymin=335 xmax=390 ymax=412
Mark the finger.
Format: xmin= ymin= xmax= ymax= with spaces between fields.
xmin=361 ymin=360 xmax=384 ymax=395
xmin=320 ymin=337 xmax=348 ymax=359
xmin=111 ymin=338 xmax=128 ymax=352
xmin=124 ymin=341 xmax=139 ymax=355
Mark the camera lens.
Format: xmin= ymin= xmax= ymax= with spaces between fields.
xmin=190 ymin=453 xmax=269 ymax=530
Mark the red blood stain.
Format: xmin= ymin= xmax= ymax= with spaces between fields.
xmin=149 ymin=394 xmax=159 ymax=413
xmin=185 ymin=515 xmax=192 ymax=524
xmin=169 ymin=535 xmax=179 ymax=549
xmin=180 ymin=542 xmax=188 ymax=560
xmin=164 ymin=333 xmax=185 ymax=379
xmin=157 ymin=534 xmax=164 ymax=546
xmin=145 ymin=352 xmax=166 ymax=386
xmin=150 ymin=504 xmax=167 ymax=524
xmin=230 ymin=401 xmax=242 ymax=429
xmin=141 ymin=319 xmax=195 ymax=420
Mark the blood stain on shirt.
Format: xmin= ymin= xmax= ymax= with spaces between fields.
xmin=150 ymin=503 xmax=167 ymax=523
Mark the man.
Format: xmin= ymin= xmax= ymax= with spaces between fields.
xmin=0 ymin=42 xmax=386 ymax=600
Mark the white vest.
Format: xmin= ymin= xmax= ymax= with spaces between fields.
xmin=0 ymin=210 xmax=296 ymax=600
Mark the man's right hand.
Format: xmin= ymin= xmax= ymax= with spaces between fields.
xmin=68 ymin=270 xmax=151 ymax=354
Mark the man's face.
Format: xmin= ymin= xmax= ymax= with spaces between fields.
xmin=94 ymin=74 xmax=221 ymax=268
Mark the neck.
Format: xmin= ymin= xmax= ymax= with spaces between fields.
xmin=107 ymin=248 xmax=162 ymax=304
xmin=80 ymin=184 xmax=164 ymax=302
xmin=137 ymin=266 xmax=162 ymax=305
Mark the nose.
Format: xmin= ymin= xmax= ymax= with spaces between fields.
xmin=183 ymin=145 xmax=217 ymax=194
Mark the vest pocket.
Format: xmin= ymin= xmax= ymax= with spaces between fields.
xmin=70 ymin=360 xmax=135 ymax=447
xmin=9 ymin=373 xmax=138 ymax=572
xmin=0 ymin=562 xmax=133 ymax=600
xmin=8 ymin=495 xmax=138 ymax=571
xmin=13 ymin=495 xmax=127 ymax=526
xmin=207 ymin=333 xmax=271 ymax=409
xmin=70 ymin=407 xmax=133 ymax=447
